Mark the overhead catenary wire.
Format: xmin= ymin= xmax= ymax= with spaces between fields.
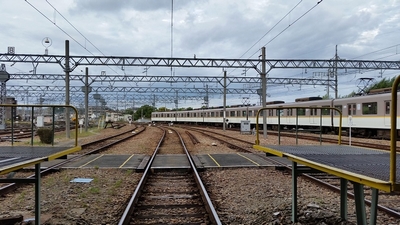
xmin=232 ymin=0 xmax=322 ymax=77
xmin=45 ymin=0 xmax=107 ymax=56
xmin=25 ymin=0 xmax=92 ymax=56
xmin=239 ymin=0 xmax=303 ymax=59
xmin=25 ymin=0 xmax=128 ymax=79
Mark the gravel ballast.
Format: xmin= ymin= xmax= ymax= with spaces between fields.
xmin=0 ymin=124 xmax=399 ymax=224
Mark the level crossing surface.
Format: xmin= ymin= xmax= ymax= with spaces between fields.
xmin=28 ymin=153 xmax=288 ymax=170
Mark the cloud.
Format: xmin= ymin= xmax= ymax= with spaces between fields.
xmin=1 ymin=0 xmax=399 ymax=109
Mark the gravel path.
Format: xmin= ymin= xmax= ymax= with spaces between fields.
xmin=0 ymin=124 xmax=398 ymax=224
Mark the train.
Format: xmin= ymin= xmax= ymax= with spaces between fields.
xmin=151 ymin=89 xmax=400 ymax=139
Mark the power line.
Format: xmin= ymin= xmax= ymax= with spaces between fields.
xmin=239 ymin=0 xmax=303 ymax=59
xmin=45 ymin=0 xmax=106 ymax=56
xmin=259 ymin=0 xmax=323 ymax=53
xmin=25 ymin=0 xmax=122 ymax=76
xmin=233 ymin=1 xmax=322 ymax=77
xmin=350 ymin=44 xmax=400 ymax=59
xmin=25 ymin=0 xmax=92 ymax=55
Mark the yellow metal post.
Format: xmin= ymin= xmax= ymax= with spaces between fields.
xmin=390 ymin=75 xmax=400 ymax=187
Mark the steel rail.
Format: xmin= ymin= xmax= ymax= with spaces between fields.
xmin=173 ymin=127 xmax=222 ymax=225
xmin=118 ymin=127 xmax=222 ymax=225
xmin=0 ymin=126 xmax=143 ymax=195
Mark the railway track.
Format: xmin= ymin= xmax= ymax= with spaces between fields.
xmin=189 ymin=125 xmax=399 ymax=152
xmin=119 ymin=127 xmax=221 ymax=225
xmin=266 ymin=156 xmax=400 ymax=221
xmin=0 ymin=126 xmax=145 ymax=194
xmin=181 ymin=125 xmax=400 ymax=221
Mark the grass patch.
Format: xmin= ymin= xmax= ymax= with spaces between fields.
xmin=88 ymin=187 xmax=100 ymax=194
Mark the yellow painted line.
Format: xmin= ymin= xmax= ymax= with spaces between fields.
xmin=119 ymin=154 xmax=135 ymax=168
xmin=237 ymin=153 xmax=260 ymax=166
xmin=207 ymin=154 xmax=220 ymax=167
xmin=79 ymin=154 xmax=104 ymax=168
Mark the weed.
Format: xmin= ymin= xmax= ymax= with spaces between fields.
xmin=89 ymin=187 xmax=100 ymax=194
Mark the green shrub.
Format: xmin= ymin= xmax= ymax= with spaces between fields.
xmin=36 ymin=128 xmax=53 ymax=144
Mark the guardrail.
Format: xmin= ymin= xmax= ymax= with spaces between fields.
xmin=0 ymin=104 xmax=79 ymax=146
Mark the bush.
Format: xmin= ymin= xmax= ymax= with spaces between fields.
xmin=36 ymin=128 xmax=53 ymax=144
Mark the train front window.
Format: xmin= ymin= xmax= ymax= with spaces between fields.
xmin=362 ymin=102 xmax=377 ymax=115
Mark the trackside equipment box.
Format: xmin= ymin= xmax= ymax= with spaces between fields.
xmin=240 ymin=120 xmax=251 ymax=134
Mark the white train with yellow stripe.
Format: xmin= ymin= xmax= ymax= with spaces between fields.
xmin=151 ymin=89 xmax=400 ymax=139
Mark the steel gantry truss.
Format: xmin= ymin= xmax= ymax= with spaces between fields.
xmin=1 ymin=52 xmax=400 ymax=107
xmin=6 ymin=91 xmax=202 ymax=105
xmin=6 ymin=85 xmax=257 ymax=94
xmin=8 ymin=73 xmax=334 ymax=87
xmin=1 ymin=53 xmax=400 ymax=72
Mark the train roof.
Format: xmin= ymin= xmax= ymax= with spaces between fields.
xmin=367 ymin=87 xmax=398 ymax=95
xmin=295 ymin=97 xmax=323 ymax=102
xmin=266 ymin=101 xmax=285 ymax=105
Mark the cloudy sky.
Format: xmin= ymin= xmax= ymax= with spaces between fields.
xmin=1 ymin=0 xmax=399 ymax=109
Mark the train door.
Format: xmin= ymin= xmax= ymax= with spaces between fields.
xmin=347 ymin=103 xmax=356 ymax=125
xmin=267 ymin=108 xmax=273 ymax=123
xmin=384 ymin=101 xmax=391 ymax=126
xmin=309 ymin=106 xmax=317 ymax=124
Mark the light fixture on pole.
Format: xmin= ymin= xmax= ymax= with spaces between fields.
xmin=42 ymin=37 xmax=52 ymax=55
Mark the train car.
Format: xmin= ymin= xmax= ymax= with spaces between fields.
xmin=332 ymin=92 xmax=400 ymax=138
xmin=151 ymin=91 xmax=400 ymax=138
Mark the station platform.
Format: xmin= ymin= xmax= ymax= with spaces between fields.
xmin=253 ymin=143 xmax=400 ymax=225
xmin=32 ymin=153 xmax=289 ymax=170
xmin=0 ymin=146 xmax=81 ymax=175
xmin=0 ymin=145 xmax=82 ymax=225
xmin=253 ymin=144 xmax=400 ymax=192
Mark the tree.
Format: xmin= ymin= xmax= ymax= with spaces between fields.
xmin=365 ymin=77 xmax=396 ymax=93
xmin=124 ymin=108 xmax=134 ymax=115
xmin=134 ymin=105 xmax=156 ymax=120
xmin=158 ymin=106 xmax=169 ymax=112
